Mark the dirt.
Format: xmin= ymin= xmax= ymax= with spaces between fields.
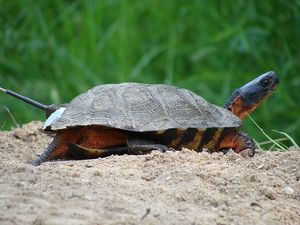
xmin=0 ymin=121 xmax=299 ymax=225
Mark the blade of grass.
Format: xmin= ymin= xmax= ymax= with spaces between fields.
xmin=4 ymin=107 xmax=20 ymax=128
xmin=258 ymin=137 xmax=288 ymax=146
xmin=253 ymin=139 xmax=263 ymax=151
xmin=272 ymin=130 xmax=299 ymax=148
xmin=0 ymin=122 xmax=6 ymax=130
xmin=248 ymin=114 xmax=286 ymax=150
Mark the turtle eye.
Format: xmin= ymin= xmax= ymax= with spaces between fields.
xmin=260 ymin=77 xmax=272 ymax=88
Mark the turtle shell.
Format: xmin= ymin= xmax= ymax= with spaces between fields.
xmin=47 ymin=83 xmax=241 ymax=131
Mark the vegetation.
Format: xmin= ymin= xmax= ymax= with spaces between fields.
xmin=0 ymin=1 xmax=299 ymax=147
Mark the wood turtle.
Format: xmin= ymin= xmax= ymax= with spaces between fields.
xmin=0 ymin=71 xmax=279 ymax=165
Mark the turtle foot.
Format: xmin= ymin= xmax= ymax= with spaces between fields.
xmin=239 ymin=148 xmax=255 ymax=157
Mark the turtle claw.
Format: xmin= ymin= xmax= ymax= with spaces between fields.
xmin=221 ymin=148 xmax=230 ymax=155
xmin=239 ymin=148 xmax=255 ymax=157
xmin=219 ymin=147 xmax=255 ymax=157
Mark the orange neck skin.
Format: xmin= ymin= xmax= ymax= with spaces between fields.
xmin=226 ymin=96 xmax=254 ymax=120
xmin=225 ymin=94 xmax=270 ymax=121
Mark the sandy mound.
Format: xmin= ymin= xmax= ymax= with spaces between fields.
xmin=0 ymin=121 xmax=299 ymax=225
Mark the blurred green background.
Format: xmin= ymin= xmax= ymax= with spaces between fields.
xmin=0 ymin=0 xmax=299 ymax=147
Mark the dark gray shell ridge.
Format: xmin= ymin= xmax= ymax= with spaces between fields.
xmin=48 ymin=83 xmax=241 ymax=131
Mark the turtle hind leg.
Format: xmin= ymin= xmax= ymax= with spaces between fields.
xmin=33 ymin=134 xmax=74 ymax=165
xmin=127 ymin=136 xmax=170 ymax=154
xmin=67 ymin=143 xmax=129 ymax=159
xmin=33 ymin=138 xmax=60 ymax=166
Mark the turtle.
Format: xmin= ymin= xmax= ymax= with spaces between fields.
xmin=0 ymin=71 xmax=279 ymax=165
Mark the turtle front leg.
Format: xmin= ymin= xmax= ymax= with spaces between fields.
xmin=219 ymin=130 xmax=256 ymax=157
xmin=236 ymin=131 xmax=257 ymax=157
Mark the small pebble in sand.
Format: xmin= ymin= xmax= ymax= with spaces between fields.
xmin=92 ymin=171 xmax=103 ymax=177
xmin=250 ymin=202 xmax=262 ymax=208
xmin=258 ymin=164 xmax=265 ymax=169
xmin=165 ymin=176 xmax=172 ymax=181
xmin=71 ymin=172 xmax=80 ymax=178
xmin=249 ymin=174 xmax=258 ymax=182
xmin=283 ymin=186 xmax=294 ymax=195
xmin=261 ymin=186 xmax=276 ymax=200
xmin=84 ymin=195 xmax=95 ymax=201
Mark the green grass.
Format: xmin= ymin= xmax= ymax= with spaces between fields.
xmin=249 ymin=114 xmax=298 ymax=150
xmin=0 ymin=0 xmax=299 ymax=147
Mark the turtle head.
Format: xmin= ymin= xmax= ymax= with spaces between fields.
xmin=224 ymin=71 xmax=279 ymax=120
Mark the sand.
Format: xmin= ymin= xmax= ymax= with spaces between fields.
xmin=0 ymin=121 xmax=299 ymax=225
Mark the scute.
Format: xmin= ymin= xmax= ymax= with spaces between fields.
xmin=48 ymin=83 xmax=241 ymax=131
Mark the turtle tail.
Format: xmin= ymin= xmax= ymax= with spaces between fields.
xmin=33 ymin=138 xmax=59 ymax=166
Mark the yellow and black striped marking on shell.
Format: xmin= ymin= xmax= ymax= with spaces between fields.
xmin=146 ymin=127 xmax=230 ymax=152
